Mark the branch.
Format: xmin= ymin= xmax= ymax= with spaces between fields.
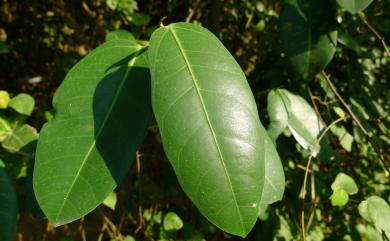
xmin=358 ymin=12 xmax=390 ymax=58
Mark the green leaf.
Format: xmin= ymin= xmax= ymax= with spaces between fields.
xmin=330 ymin=188 xmax=349 ymax=207
xmin=0 ymin=90 xmax=10 ymax=109
xmin=267 ymin=90 xmax=288 ymax=142
xmin=359 ymin=196 xmax=390 ymax=234
xmin=280 ymin=0 xmax=337 ymax=80
xmin=331 ymin=173 xmax=358 ymax=195
xmin=149 ymin=22 xmax=265 ymax=237
xmin=163 ymin=212 xmax=184 ymax=232
xmin=102 ymin=191 xmax=117 ymax=210
xmin=336 ymin=0 xmax=373 ymax=14
xmin=267 ymin=89 xmax=324 ymax=155
xmin=259 ymin=125 xmax=285 ymax=210
xmin=2 ymin=124 xmax=38 ymax=153
xmin=0 ymin=117 xmax=11 ymax=142
xmin=0 ymin=168 xmax=18 ymax=241
xmin=106 ymin=30 xmax=137 ymax=42
xmin=330 ymin=125 xmax=354 ymax=152
xmin=33 ymin=35 xmax=151 ymax=226
xmin=9 ymin=93 xmax=35 ymax=116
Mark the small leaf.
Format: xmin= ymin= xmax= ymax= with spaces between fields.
xmin=0 ymin=168 xmax=18 ymax=241
xmin=9 ymin=93 xmax=35 ymax=116
xmin=2 ymin=124 xmax=38 ymax=153
xmin=0 ymin=90 xmax=10 ymax=109
xmin=149 ymin=22 xmax=265 ymax=237
xmin=331 ymin=173 xmax=358 ymax=195
xmin=336 ymin=0 xmax=374 ymax=14
xmin=34 ymin=34 xmax=151 ymax=226
xmin=330 ymin=125 xmax=354 ymax=152
xmin=330 ymin=188 xmax=349 ymax=207
xmin=102 ymin=191 xmax=117 ymax=211
xmin=123 ymin=236 xmax=136 ymax=241
xmin=280 ymin=0 xmax=337 ymax=79
xmin=267 ymin=89 xmax=324 ymax=155
xmin=163 ymin=212 xmax=184 ymax=232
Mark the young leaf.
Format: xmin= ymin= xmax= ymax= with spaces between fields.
xmin=330 ymin=188 xmax=349 ymax=207
xmin=267 ymin=89 xmax=324 ymax=155
xmin=149 ymin=22 xmax=265 ymax=237
xmin=331 ymin=173 xmax=358 ymax=195
xmin=336 ymin=0 xmax=373 ymax=14
xmin=0 ymin=168 xmax=18 ymax=241
xmin=280 ymin=0 xmax=337 ymax=80
xmin=163 ymin=212 xmax=184 ymax=232
xmin=0 ymin=90 xmax=10 ymax=109
xmin=33 ymin=33 xmax=151 ymax=226
xmin=9 ymin=93 xmax=35 ymax=116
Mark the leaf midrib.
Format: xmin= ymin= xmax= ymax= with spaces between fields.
xmin=167 ymin=25 xmax=245 ymax=234
xmin=52 ymin=47 xmax=141 ymax=224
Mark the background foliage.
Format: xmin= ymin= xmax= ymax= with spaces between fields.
xmin=0 ymin=0 xmax=389 ymax=240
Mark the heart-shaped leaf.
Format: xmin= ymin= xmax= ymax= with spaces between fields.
xmin=33 ymin=32 xmax=151 ymax=226
xmin=149 ymin=22 xmax=265 ymax=237
xmin=9 ymin=93 xmax=35 ymax=116
xmin=280 ymin=0 xmax=337 ymax=80
xmin=0 ymin=168 xmax=17 ymax=241
xmin=358 ymin=196 xmax=390 ymax=234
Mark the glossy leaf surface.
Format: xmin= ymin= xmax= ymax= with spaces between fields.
xmin=0 ymin=168 xmax=17 ymax=241
xmin=149 ymin=22 xmax=265 ymax=237
xmin=33 ymin=34 xmax=151 ymax=226
xmin=267 ymin=89 xmax=324 ymax=155
xmin=336 ymin=0 xmax=373 ymax=14
xmin=280 ymin=0 xmax=337 ymax=80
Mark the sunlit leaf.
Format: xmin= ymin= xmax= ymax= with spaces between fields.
xmin=331 ymin=173 xmax=358 ymax=194
xmin=149 ymin=22 xmax=265 ymax=237
xmin=359 ymin=196 xmax=390 ymax=234
xmin=0 ymin=90 xmax=10 ymax=109
xmin=1 ymin=124 xmax=38 ymax=153
xmin=9 ymin=93 xmax=35 ymax=116
xmin=267 ymin=89 xmax=324 ymax=155
xmin=33 ymin=32 xmax=151 ymax=226
xmin=163 ymin=212 xmax=183 ymax=232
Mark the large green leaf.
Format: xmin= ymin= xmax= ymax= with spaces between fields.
xmin=267 ymin=89 xmax=324 ymax=155
xmin=280 ymin=0 xmax=337 ymax=80
xmin=149 ymin=22 xmax=265 ymax=237
xmin=0 ymin=168 xmax=18 ymax=241
xmin=336 ymin=0 xmax=373 ymax=14
xmin=33 ymin=33 xmax=151 ymax=226
xmin=259 ymin=125 xmax=285 ymax=213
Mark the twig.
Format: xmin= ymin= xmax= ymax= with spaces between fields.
xmin=358 ymin=13 xmax=390 ymax=57
xmin=300 ymin=117 xmax=344 ymax=241
xmin=321 ymin=71 xmax=389 ymax=173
